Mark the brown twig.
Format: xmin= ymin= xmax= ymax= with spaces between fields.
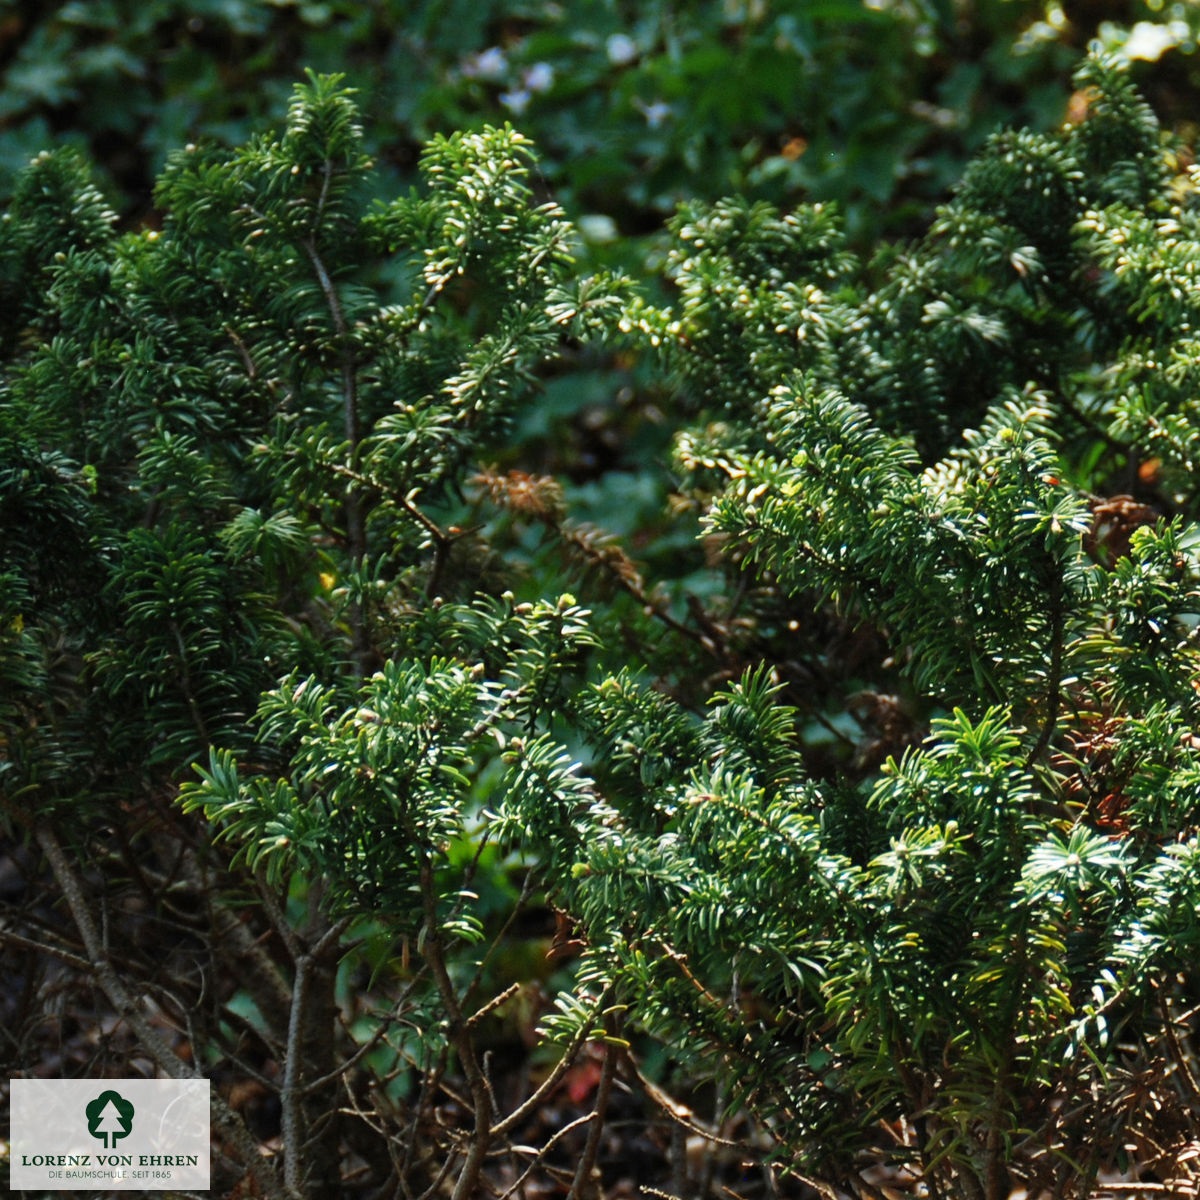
xmin=280 ymin=915 xmax=350 ymax=1195
xmin=418 ymin=856 xmax=493 ymax=1200
xmin=492 ymin=1000 xmax=609 ymax=1138
xmin=624 ymin=1050 xmax=741 ymax=1151
xmin=0 ymin=924 xmax=92 ymax=972
xmin=34 ymin=822 xmax=289 ymax=1200
xmin=496 ymin=1112 xmax=597 ymax=1200
xmin=1158 ymin=986 xmax=1200 ymax=1106
xmin=567 ymin=1034 xmax=620 ymax=1200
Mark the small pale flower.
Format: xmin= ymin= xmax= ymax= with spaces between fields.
xmin=523 ymin=62 xmax=554 ymax=93
xmin=636 ymin=98 xmax=672 ymax=128
xmin=500 ymin=88 xmax=532 ymax=115
xmin=1121 ymin=20 xmax=1187 ymax=63
xmin=606 ymin=33 xmax=638 ymax=65
xmin=463 ymin=46 xmax=508 ymax=80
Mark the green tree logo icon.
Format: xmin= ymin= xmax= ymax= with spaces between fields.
xmin=85 ymin=1090 xmax=135 ymax=1149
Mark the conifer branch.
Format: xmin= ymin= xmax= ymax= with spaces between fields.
xmin=1025 ymin=561 xmax=1065 ymax=770
xmin=474 ymin=467 xmax=719 ymax=653
xmin=301 ymin=232 xmax=367 ymax=672
xmin=170 ymin=619 xmax=212 ymax=745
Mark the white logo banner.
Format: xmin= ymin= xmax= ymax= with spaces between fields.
xmin=9 ymin=1078 xmax=210 ymax=1191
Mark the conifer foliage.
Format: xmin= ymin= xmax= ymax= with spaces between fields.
xmin=4 ymin=54 xmax=1200 ymax=1200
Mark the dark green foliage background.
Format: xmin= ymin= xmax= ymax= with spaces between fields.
xmin=3 ymin=0 xmax=1198 ymax=246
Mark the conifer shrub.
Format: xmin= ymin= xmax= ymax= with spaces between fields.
xmin=4 ymin=52 xmax=1200 ymax=1200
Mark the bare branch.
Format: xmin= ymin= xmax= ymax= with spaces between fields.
xmin=35 ymin=822 xmax=289 ymax=1200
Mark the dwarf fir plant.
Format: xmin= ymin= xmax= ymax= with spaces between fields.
xmin=497 ymin=52 xmax=1200 ymax=1199
xmin=5 ymin=52 xmax=1200 ymax=1200
xmin=1 ymin=73 xmax=628 ymax=1199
